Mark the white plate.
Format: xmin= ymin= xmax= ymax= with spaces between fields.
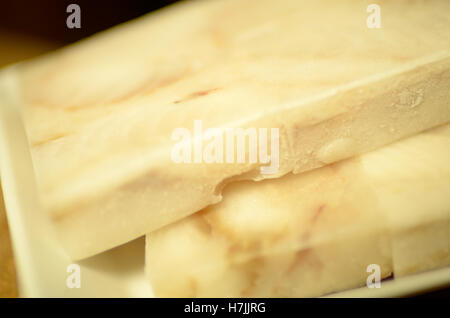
xmin=1 ymin=67 xmax=449 ymax=298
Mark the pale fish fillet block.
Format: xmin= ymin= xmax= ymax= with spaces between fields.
xmin=7 ymin=0 xmax=450 ymax=259
xmin=146 ymin=124 xmax=450 ymax=297
xmin=362 ymin=127 xmax=450 ymax=276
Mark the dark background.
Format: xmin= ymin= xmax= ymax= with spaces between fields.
xmin=0 ymin=0 xmax=181 ymax=44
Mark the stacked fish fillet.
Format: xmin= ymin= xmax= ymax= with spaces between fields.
xmin=2 ymin=0 xmax=450 ymax=297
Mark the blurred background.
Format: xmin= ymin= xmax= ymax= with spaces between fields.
xmin=0 ymin=0 xmax=181 ymax=298
xmin=0 ymin=0 xmax=181 ymax=67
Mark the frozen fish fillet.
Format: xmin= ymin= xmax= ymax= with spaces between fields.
xmin=5 ymin=0 xmax=450 ymax=258
xmin=146 ymin=124 xmax=450 ymax=297
xmin=364 ymin=128 xmax=450 ymax=277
